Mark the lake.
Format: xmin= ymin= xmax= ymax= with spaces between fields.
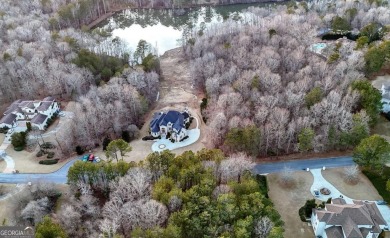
xmin=96 ymin=3 xmax=278 ymax=55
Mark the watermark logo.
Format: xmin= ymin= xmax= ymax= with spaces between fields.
xmin=0 ymin=226 xmax=34 ymax=238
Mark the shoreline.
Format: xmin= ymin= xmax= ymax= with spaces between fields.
xmin=87 ymin=0 xmax=286 ymax=29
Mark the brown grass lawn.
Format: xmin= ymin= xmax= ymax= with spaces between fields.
xmin=322 ymin=168 xmax=382 ymax=201
xmin=267 ymin=171 xmax=316 ymax=238
xmin=371 ymin=115 xmax=390 ymax=139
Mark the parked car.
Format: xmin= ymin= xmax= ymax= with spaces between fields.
xmin=58 ymin=112 xmax=65 ymax=117
xmin=88 ymin=154 xmax=94 ymax=162
xmin=314 ymin=189 xmax=320 ymax=197
xmin=81 ymin=155 xmax=89 ymax=162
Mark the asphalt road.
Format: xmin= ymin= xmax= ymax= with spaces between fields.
xmin=253 ymin=156 xmax=355 ymax=174
xmin=0 ymin=156 xmax=355 ymax=184
xmin=0 ymin=159 xmax=77 ymax=184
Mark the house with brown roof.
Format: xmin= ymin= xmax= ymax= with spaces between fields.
xmin=311 ymin=198 xmax=387 ymax=238
xmin=1 ymin=97 xmax=59 ymax=130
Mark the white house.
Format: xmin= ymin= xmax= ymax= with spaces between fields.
xmin=1 ymin=96 xmax=60 ymax=130
xmin=150 ymin=109 xmax=191 ymax=142
xmin=381 ymin=84 xmax=390 ymax=113
xmin=0 ymin=113 xmax=17 ymax=129
xmin=311 ymin=198 xmax=387 ymax=238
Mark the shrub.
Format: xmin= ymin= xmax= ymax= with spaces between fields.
xmin=47 ymin=152 xmax=55 ymax=159
xmin=298 ymin=199 xmax=317 ymax=221
xmin=298 ymin=207 xmax=306 ymax=221
xmin=13 ymin=146 xmax=24 ymax=151
xmin=41 ymin=142 xmax=55 ymax=149
xmin=121 ymin=131 xmax=130 ymax=142
xmin=0 ymin=127 xmax=9 ymax=134
xmin=36 ymin=150 xmax=44 ymax=157
xmin=11 ymin=132 xmax=27 ymax=149
xmin=39 ymin=159 xmax=59 ymax=165
xmin=102 ymin=137 xmax=111 ymax=150
xmin=75 ymin=146 xmax=84 ymax=155
xmin=328 ymin=52 xmax=340 ymax=64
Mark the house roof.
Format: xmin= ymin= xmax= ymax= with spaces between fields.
xmin=383 ymin=92 xmax=390 ymax=100
xmin=332 ymin=198 xmax=346 ymax=205
xmin=325 ymin=226 xmax=343 ymax=238
xmin=0 ymin=113 xmax=17 ymax=125
xmin=31 ymin=113 xmax=48 ymax=125
xmin=182 ymin=111 xmax=190 ymax=119
xmin=42 ymin=96 xmax=55 ymax=102
xmin=150 ymin=110 xmax=185 ymax=133
xmin=4 ymin=99 xmax=22 ymax=115
xmin=37 ymin=101 xmax=52 ymax=111
xmin=19 ymin=101 xmax=35 ymax=109
xmin=314 ymin=199 xmax=387 ymax=238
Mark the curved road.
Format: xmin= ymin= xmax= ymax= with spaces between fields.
xmin=0 ymin=156 xmax=355 ymax=184
xmin=0 ymin=159 xmax=77 ymax=184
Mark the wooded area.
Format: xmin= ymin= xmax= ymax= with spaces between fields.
xmin=185 ymin=0 xmax=388 ymax=156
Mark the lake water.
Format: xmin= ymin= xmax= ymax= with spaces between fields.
xmin=96 ymin=3 xmax=277 ymax=55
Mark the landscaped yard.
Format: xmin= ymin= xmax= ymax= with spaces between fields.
xmin=322 ymin=167 xmax=383 ymax=201
xmin=362 ymin=167 xmax=390 ymax=203
xmin=267 ymin=171 xmax=315 ymax=238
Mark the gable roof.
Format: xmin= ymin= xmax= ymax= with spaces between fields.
xmin=314 ymin=199 xmax=387 ymax=238
xmin=0 ymin=113 xmax=17 ymax=125
xmin=150 ymin=110 xmax=185 ymax=132
xmin=325 ymin=226 xmax=344 ymax=238
xmin=42 ymin=96 xmax=55 ymax=102
xmin=31 ymin=113 xmax=48 ymax=125
xmin=37 ymin=101 xmax=52 ymax=111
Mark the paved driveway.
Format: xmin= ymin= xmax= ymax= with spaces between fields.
xmin=310 ymin=168 xmax=390 ymax=227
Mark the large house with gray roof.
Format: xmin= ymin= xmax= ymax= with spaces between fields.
xmin=150 ymin=109 xmax=190 ymax=142
xmin=1 ymin=96 xmax=59 ymax=130
xmin=311 ymin=198 xmax=387 ymax=238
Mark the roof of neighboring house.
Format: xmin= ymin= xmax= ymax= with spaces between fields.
xmin=19 ymin=101 xmax=35 ymax=109
xmin=313 ymin=199 xmax=387 ymax=238
xmin=0 ymin=113 xmax=17 ymax=125
xmin=37 ymin=101 xmax=52 ymax=111
xmin=42 ymin=96 xmax=55 ymax=102
xmin=325 ymin=226 xmax=343 ymax=238
xmin=4 ymin=99 xmax=22 ymax=115
xmin=31 ymin=113 xmax=48 ymax=125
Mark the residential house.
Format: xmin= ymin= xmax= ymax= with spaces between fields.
xmin=381 ymin=84 xmax=390 ymax=113
xmin=0 ymin=113 xmax=17 ymax=129
xmin=150 ymin=109 xmax=191 ymax=142
xmin=311 ymin=198 xmax=387 ymax=238
xmin=1 ymin=96 xmax=60 ymax=130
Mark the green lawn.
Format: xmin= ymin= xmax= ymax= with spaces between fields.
xmin=362 ymin=167 xmax=390 ymax=203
